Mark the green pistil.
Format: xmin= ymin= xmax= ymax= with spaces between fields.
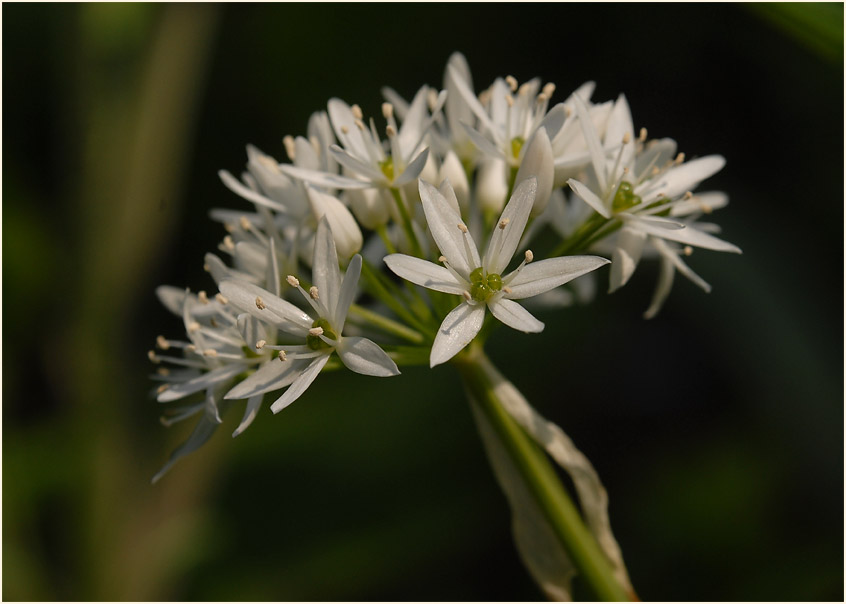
xmin=379 ymin=156 xmax=395 ymax=182
xmin=306 ymin=318 xmax=338 ymax=351
xmin=510 ymin=137 xmax=525 ymax=160
xmin=612 ymin=180 xmax=642 ymax=212
xmin=470 ymin=267 xmax=503 ymax=302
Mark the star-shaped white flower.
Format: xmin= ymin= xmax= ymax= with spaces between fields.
xmin=385 ymin=178 xmax=609 ymax=367
xmin=219 ymin=218 xmax=399 ymax=413
xmin=566 ymin=93 xmax=741 ymax=294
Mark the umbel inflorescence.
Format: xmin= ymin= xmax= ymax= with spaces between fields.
xmin=150 ymin=53 xmax=738 ymax=493
xmin=149 ymin=52 xmax=740 ymax=599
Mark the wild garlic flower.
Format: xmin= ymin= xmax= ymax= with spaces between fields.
xmin=385 ymin=178 xmax=609 ymax=366
xmin=219 ymin=218 xmax=399 ymax=413
xmin=280 ymin=92 xmax=444 ymax=192
xmin=150 ymin=286 xmax=273 ymax=482
xmin=566 ymin=93 xmax=740 ymax=306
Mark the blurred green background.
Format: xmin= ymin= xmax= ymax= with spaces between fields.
xmin=3 ymin=3 xmax=843 ymax=601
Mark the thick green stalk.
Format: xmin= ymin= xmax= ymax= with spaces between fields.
xmin=453 ymin=344 xmax=631 ymax=602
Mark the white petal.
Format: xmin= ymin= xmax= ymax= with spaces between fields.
xmin=430 ymin=302 xmax=485 ymax=367
xmin=447 ymin=63 xmax=496 ymax=135
xmin=306 ymin=186 xmax=364 ymax=260
xmin=329 ymin=145 xmax=385 ymax=182
xmin=336 ymin=336 xmax=400 ymax=377
xmin=156 ymin=285 xmax=188 ymax=315
xmin=219 ymin=170 xmax=288 ymax=213
xmin=643 ymin=254 xmax=676 ymax=320
xmin=641 ymin=155 xmax=726 ymax=201
xmin=384 ymin=254 xmax=466 ymax=295
xmin=505 ymin=256 xmax=610 ymax=299
xmin=461 ymin=122 xmax=505 ymax=159
xmin=393 ymin=147 xmax=430 ymax=186
xmin=438 ymin=150 xmax=470 ymax=214
xmin=568 ymin=178 xmax=610 ymax=218
xmin=652 ymin=237 xmax=712 ymax=292
xmin=232 ymin=394 xmax=263 ymax=438
xmin=278 ymin=163 xmax=371 ymax=190
xmin=484 ymin=177 xmax=537 ymax=275
xmin=327 ymin=98 xmax=369 ymax=159
xmin=157 ymin=364 xmax=245 ymax=403
xmin=152 ymin=389 xmax=227 ymax=484
xmin=571 ymin=93 xmax=607 ymax=192
xmin=334 ymin=254 xmax=361 ymax=332
xmin=219 ymin=280 xmax=312 ymax=336
xmin=270 ymin=353 xmax=331 ymax=413
xmin=488 ymin=298 xmax=544 ymax=333
xmin=236 ymin=313 xmax=268 ymax=349
xmin=225 ymin=356 xmax=307 ymax=400
xmin=609 ymin=227 xmax=647 ymax=293
xmin=438 ymin=177 xmax=462 ymax=217
xmin=514 ymin=128 xmax=554 ymax=217
xmin=629 ymin=216 xmax=741 ymax=253
xmin=669 ymin=191 xmax=729 ymax=217
xmin=536 ymin=103 xmax=568 ymax=142
xmin=477 ymin=158 xmax=509 ymax=214
xmin=312 ymin=217 xmax=342 ymax=320
xmin=418 ymin=179 xmax=480 ymax=278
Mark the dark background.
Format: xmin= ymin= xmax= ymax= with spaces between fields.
xmin=4 ymin=3 xmax=843 ymax=601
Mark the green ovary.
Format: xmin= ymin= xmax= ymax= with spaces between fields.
xmin=510 ymin=137 xmax=525 ymax=160
xmin=612 ymin=180 xmax=642 ymax=212
xmin=469 ymin=267 xmax=503 ymax=302
xmin=379 ymin=156 xmax=395 ymax=182
xmin=306 ymin=318 xmax=338 ymax=351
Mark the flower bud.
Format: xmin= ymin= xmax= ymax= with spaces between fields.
xmin=514 ymin=127 xmax=554 ymax=217
xmin=477 ymin=158 xmax=508 ymax=214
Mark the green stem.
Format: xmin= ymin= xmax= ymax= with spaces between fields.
xmin=550 ymin=213 xmax=613 ymax=257
xmin=375 ymin=224 xmax=397 ymax=255
xmin=348 ymin=303 xmax=425 ymax=344
xmin=359 ymin=259 xmax=433 ymax=336
xmin=453 ymin=344 xmax=631 ymax=602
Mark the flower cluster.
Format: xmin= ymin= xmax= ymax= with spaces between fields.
xmin=150 ymin=52 xmax=739 ymax=480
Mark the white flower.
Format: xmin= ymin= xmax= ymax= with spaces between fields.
xmin=219 ymin=218 xmax=399 ymax=413
xmin=279 ymin=93 xmax=444 ymax=192
xmin=150 ymin=286 xmax=273 ymax=482
xmin=567 ymin=93 xmax=741 ymax=296
xmin=385 ymin=178 xmax=609 ymax=367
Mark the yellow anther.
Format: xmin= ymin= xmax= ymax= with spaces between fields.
xmin=187 ymin=321 xmax=201 ymax=332
xmin=283 ymin=135 xmax=296 ymax=161
xmin=215 ymin=293 xmax=228 ymax=305
xmin=157 ymin=384 xmax=170 ymax=394
xmin=381 ymin=102 xmax=393 ymax=119
xmin=198 ymin=290 xmax=209 ymax=304
xmin=683 ymin=246 xmax=694 ymax=256
xmin=203 ymin=348 xmax=218 ymax=358
xmin=351 ymin=104 xmax=363 ymax=120
xmin=255 ymin=339 xmax=266 ymax=349
xmin=638 ymin=128 xmax=648 ymax=143
xmin=286 ymin=275 xmax=300 ymax=287
xmin=148 ymin=350 xmax=159 ymax=363
xmin=462 ymin=291 xmax=472 ymax=302
xmin=255 ymin=296 xmax=267 ymax=310
xmin=457 ymin=223 xmax=468 ymax=233
xmin=309 ymin=286 xmax=319 ymax=300
xmin=223 ymin=235 xmax=235 ymax=251
xmin=239 ymin=216 xmax=251 ymax=231
xmin=505 ymin=75 xmax=518 ymax=92
xmin=278 ymin=350 xmax=287 ymax=362
xmin=525 ymin=250 xmax=534 ymax=263
xmin=499 ymin=218 xmax=510 ymax=230
xmin=308 ymin=326 xmax=324 ymax=337
xmin=156 ymin=335 xmax=170 ymax=350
